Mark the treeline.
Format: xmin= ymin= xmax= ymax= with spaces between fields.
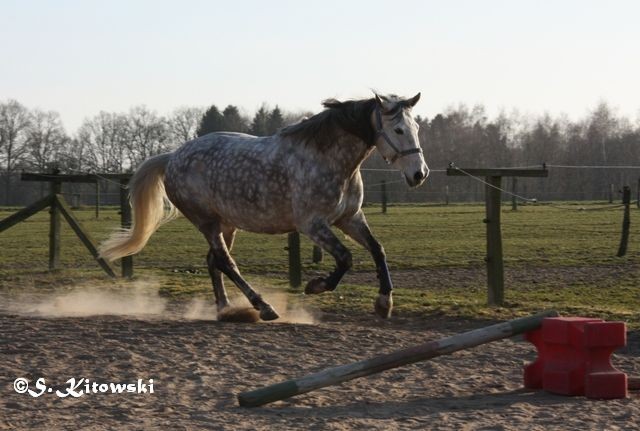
xmin=0 ymin=100 xmax=303 ymax=176
xmin=1 ymin=98 xmax=639 ymax=204
xmin=365 ymin=103 xmax=640 ymax=202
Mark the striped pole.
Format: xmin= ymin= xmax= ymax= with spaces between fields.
xmin=238 ymin=310 xmax=558 ymax=407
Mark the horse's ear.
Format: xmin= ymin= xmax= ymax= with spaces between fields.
xmin=408 ymin=92 xmax=421 ymax=107
xmin=374 ymin=94 xmax=385 ymax=107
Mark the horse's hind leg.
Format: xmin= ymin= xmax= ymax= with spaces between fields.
xmin=207 ymin=252 xmax=229 ymax=311
xmin=203 ymin=224 xmax=279 ymax=321
xmin=299 ymin=219 xmax=352 ymax=295
xmin=206 ymin=229 xmax=235 ymax=312
xmin=335 ymin=211 xmax=393 ymax=318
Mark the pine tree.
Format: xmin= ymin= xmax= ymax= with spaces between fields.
xmin=266 ymin=106 xmax=284 ymax=135
xmin=222 ymin=105 xmax=247 ymax=132
xmin=250 ymin=106 xmax=270 ymax=136
xmin=197 ymin=105 xmax=224 ymax=136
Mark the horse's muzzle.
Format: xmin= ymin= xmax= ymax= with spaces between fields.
xmin=405 ymin=168 xmax=429 ymax=188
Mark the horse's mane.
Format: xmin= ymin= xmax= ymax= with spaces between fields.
xmin=280 ymin=98 xmax=378 ymax=148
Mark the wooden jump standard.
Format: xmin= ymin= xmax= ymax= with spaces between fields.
xmin=237 ymin=310 xmax=558 ymax=407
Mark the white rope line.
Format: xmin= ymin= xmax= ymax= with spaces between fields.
xmin=363 ymin=164 xmax=640 ymax=171
xmin=92 ymin=173 xmax=129 ymax=189
xmin=448 ymin=164 xmax=539 ymax=203
xmin=547 ymin=164 xmax=640 ymax=169
xmin=360 ymin=168 xmax=447 ymax=173
xmin=65 ymin=169 xmax=130 ymax=189
xmin=364 ymin=179 xmax=406 ymax=188
xmin=543 ymin=202 xmax=627 ymax=212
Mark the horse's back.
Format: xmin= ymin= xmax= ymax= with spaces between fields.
xmin=164 ymin=132 xmax=295 ymax=233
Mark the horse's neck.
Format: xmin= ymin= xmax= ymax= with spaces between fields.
xmin=321 ymin=135 xmax=372 ymax=180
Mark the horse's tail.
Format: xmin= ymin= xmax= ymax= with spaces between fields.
xmin=99 ymin=153 xmax=178 ymax=262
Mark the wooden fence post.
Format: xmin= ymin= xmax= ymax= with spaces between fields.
xmin=381 ymin=180 xmax=387 ymax=214
xmin=447 ymin=167 xmax=547 ymax=306
xmin=445 ymin=185 xmax=449 ymax=205
xmin=288 ymin=232 xmax=301 ymax=288
xmin=485 ymin=176 xmax=504 ymax=305
xmin=312 ymin=245 xmax=323 ymax=263
xmin=609 ymin=183 xmax=614 ymax=204
xmin=49 ymin=179 xmax=62 ymax=270
xmin=511 ymin=177 xmax=518 ymax=211
xmin=617 ymin=186 xmax=631 ymax=257
xmin=119 ymin=178 xmax=133 ymax=278
xmin=637 ymin=178 xmax=639 ymax=209
xmin=95 ymin=180 xmax=100 ymax=219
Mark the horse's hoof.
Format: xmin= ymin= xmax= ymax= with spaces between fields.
xmin=305 ymin=277 xmax=329 ymax=294
xmin=259 ymin=304 xmax=280 ymax=321
xmin=374 ymin=294 xmax=393 ymax=319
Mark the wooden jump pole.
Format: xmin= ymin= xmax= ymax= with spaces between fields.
xmin=237 ymin=310 xmax=558 ymax=407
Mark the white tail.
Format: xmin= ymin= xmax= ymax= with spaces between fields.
xmin=99 ymin=153 xmax=178 ymax=262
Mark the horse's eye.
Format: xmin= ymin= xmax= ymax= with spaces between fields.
xmin=394 ymin=128 xmax=404 ymax=135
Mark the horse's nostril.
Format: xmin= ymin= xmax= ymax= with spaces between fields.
xmin=413 ymin=171 xmax=423 ymax=183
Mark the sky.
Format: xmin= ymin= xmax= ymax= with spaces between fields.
xmin=1 ymin=0 xmax=639 ymax=133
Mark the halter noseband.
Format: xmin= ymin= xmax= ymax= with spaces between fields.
xmin=375 ymin=106 xmax=423 ymax=164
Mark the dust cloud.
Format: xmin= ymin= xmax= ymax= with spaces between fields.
xmin=2 ymin=281 xmax=318 ymax=324
xmin=4 ymin=281 xmax=168 ymax=318
xmin=182 ymin=290 xmax=318 ymax=324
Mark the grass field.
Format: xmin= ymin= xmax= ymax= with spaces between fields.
xmin=1 ymin=202 xmax=639 ymax=327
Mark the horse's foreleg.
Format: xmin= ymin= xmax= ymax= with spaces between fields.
xmin=336 ymin=211 xmax=393 ymax=318
xmin=299 ymin=219 xmax=352 ymax=295
xmin=205 ymin=228 xmax=279 ymax=321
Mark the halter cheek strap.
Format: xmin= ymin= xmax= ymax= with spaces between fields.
xmin=375 ymin=107 xmax=423 ymax=164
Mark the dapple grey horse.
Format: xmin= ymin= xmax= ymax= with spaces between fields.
xmin=99 ymin=93 xmax=428 ymax=321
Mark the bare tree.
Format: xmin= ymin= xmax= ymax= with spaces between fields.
xmin=125 ymin=106 xmax=169 ymax=167
xmin=0 ymin=100 xmax=31 ymax=203
xmin=25 ymin=109 xmax=69 ymax=171
xmin=167 ymin=106 xmax=203 ymax=147
xmin=0 ymin=99 xmax=31 ymax=172
xmin=587 ymin=102 xmax=619 ymax=165
xmin=59 ymin=137 xmax=90 ymax=173
xmin=77 ymin=111 xmax=129 ymax=173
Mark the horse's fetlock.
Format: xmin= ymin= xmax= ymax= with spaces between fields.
xmin=339 ymin=249 xmax=352 ymax=270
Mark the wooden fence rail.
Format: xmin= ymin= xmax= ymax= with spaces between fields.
xmin=0 ymin=172 xmax=131 ymax=277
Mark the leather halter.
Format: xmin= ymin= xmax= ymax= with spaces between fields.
xmin=374 ymin=106 xmax=423 ymax=164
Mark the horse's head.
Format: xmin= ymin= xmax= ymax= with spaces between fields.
xmin=373 ymin=93 xmax=428 ymax=188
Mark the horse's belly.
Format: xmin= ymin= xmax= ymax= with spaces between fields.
xmin=224 ymin=209 xmax=295 ymax=234
xmin=212 ymin=195 xmax=295 ymax=234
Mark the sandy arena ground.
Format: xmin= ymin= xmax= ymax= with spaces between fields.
xmin=1 ymin=291 xmax=638 ymax=431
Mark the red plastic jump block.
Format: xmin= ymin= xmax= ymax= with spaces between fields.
xmin=524 ymin=317 xmax=627 ymax=399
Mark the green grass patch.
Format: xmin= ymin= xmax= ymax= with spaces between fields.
xmin=1 ymin=203 xmax=638 ymax=327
